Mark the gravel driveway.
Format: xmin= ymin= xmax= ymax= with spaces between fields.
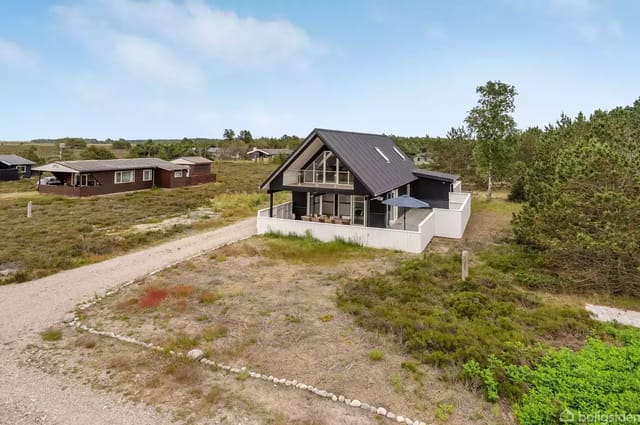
xmin=0 ymin=217 xmax=256 ymax=425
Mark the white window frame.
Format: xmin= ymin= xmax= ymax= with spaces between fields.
xmin=15 ymin=165 xmax=26 ymax=174
xmin=74 ymin=173 xmax=90 ymax=187
xmin=174 ymin=170 xmax=183 ymax=178
xmin=142 ymin=169 xmax=153 ymax=181
xmin=114 ymin=170 xmax=135 ymax=184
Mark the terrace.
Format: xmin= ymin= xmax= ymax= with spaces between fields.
xmin=257 ymin=191 xmax=471 ymax=253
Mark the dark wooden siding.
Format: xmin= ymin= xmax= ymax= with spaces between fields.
xmin=189 ymin=163 xmax=211 ymax=176
xmin=292 ymin=192 xmax=307 ymax=219
xmin=0 ymin=169 xmax=19 ymax=181
xmin=410 ymin=178 xmax=451 ymax=208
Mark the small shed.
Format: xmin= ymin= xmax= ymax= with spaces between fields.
xmin=0 ymin=154 xmax=36 ymax=181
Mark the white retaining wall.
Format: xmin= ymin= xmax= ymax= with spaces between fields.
xmin=432 ymin=192 xmax=471 ymax=239
xmin=257 ymin=191 xmax=470 ymax=253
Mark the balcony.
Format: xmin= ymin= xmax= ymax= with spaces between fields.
xmin=282 ymin=170 xmax=354 ymax=189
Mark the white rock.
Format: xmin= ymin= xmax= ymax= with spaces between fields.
xmin=404 ymin=418 xmax=412 ymax=424
xmin=300 ymin=384 xmax=307 ymax=390
xmin=338 ymin=395 xmax=345 ymax=402
xmin=396 ymin=416 xmax=404 ymax=423
xmin=285 ymin=380 xmax=292 ymax=386
xmin=318 ymin=390 xmax=327 ymax=397
xmin=345 ymin=399 xmax=351 ymax=405
xmin=370 ymin=406 xmax=377 ymax=413
xmin=361 ymin=403 xmax=370 ymax=410
xmin=268 ymin=376 xmax=274 ymax=381
xmin=350 ymin=400 xmax=361 ymax=408
xmin=63 ymin=313 xmax=76 ymax=323
xmin=186 ymin=349 xmax=204 ymax=361
xmin=292 ymin=380 xmax=298 ymax=386
xmin=230 ymin=368 xmax=240 ymax=374
xmin=387 ymin=412 xmax=396 ymax=420
xmin=279 ymin=378 xmax=286 ymax=384
xmin=331 ymin=395 xmax=338 ymax=401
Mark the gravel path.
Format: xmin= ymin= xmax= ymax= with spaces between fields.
xmin=0 ymin=217 xmax=256 ymax=425
xmin=586 ymin=303 xmax=640 ymax=328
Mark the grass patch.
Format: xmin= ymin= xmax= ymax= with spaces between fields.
xmin=339 ymin=252 xmax=593 ymax=368
xmin=0 ymin=161 xmax=279 ymax=284
xmin=40 ymin=327 xmax=62 ymax=341
xmin=260 ymin=232 xmax=373 ymax=265
xmin=369 ymin=349 xmax=384 ymax=361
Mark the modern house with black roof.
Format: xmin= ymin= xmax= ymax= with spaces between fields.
xmin=0 ymin=154 xmax=36 ymax=181
xmin=258 ymin=129 xmax=471 ymax=253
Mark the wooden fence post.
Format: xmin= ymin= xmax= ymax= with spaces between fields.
xmin=461 ymin=250 xmax=469 ymax=281
xmin=27 ymin=201 xmax=32 ymax=218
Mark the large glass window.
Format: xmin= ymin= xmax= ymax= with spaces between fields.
xmin=338 ymin=194 xmax=351 ymax=217
xmin=352 ymin=196 xmax=365 ymax=225
xmin=302 ymin=151 xmax=351 ymax=185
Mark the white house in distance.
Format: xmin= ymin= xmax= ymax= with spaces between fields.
xmin=256 ymin=128 xmax=471 ymax=253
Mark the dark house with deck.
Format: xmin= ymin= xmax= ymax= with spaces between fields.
xmin=33 ymin=157 xmax=215 ymax=196
xmin=0 ymin=154 xmax=36 ymax=181
xmin=247 ymin=147 xmax=292 ymax=162
xmin=260 ymin=129 xmax=459 ymax=228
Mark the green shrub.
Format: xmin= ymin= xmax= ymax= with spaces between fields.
xmin=369 ymin=349 xmax=384 ymax=361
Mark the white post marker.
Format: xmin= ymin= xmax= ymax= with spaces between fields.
xmin=27 ymin=201 xmax=32 ymax=218
xmin=461 ymin=250 xmax=469 ymax=281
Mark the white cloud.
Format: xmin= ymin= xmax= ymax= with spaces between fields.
xmin=54 ymin=0 xmax=316 ymax=83
xmin=0 ymin=38 xmax=36 ymax=70
xmin=112 ymin=34 xmax=202 ymax=86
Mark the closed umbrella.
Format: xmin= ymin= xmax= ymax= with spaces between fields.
xmin=382 ymin=194 xmax=431 ymax=230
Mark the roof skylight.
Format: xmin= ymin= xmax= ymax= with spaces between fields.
xmin=392 ymin=147 xmax=406 ymax=160
xmin=375 ymin=147 xmax=390 ymax=163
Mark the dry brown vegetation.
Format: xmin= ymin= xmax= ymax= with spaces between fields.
xmin=0 ymin=161 xmax=280 ymax=284
xmin=31 ymin=236 xmax=506 ymax=424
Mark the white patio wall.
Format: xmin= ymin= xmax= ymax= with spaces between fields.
xmin=257 ymin=191 xmax=471 ymax=253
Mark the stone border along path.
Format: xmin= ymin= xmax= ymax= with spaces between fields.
xmin=64 ymin=247 xmax=428 ymax=425
xmin=63 ymin=313 xmax=427 ymax=425
xmin=0 ymin=217 xmax=257 ymax=425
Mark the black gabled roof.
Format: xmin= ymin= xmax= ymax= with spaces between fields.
xmin=412 ymin=169 xmax=459 ymax=183
xmin=260 ymin=128 xmax=418 ymax=196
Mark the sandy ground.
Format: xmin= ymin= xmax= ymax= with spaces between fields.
xmin=34 ymin=238 xmax=506 ymax=425
xmin=586 ymin=304 xmax=640 ymax=328
xmin=0 ymin=217 xmax=256 ymax=425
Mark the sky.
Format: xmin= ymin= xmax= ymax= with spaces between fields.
xmin=1 ymin=0 xmax=639 ymax=140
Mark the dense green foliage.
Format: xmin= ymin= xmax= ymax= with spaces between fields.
xmin=80 ymin=145 xmax=116 ymax=160
xmin=513 ymin=101 xmax=640 ymax=295
xmin=464 ymin=326 xmax=640 ymax=424
xmin=338 ymin=251 xmax=593 ymax=369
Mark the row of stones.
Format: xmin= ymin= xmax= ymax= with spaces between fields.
xmin=63 ymin=313 xmax=426 ymax=425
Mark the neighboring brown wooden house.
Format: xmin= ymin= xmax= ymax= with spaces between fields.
xmin=170 ymin=156 xmax=216 ymax=185
xmin=0 ymin=154 xmax=36 ymax=181
xmin=33 ymin=157 xmax=216 ymax=196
